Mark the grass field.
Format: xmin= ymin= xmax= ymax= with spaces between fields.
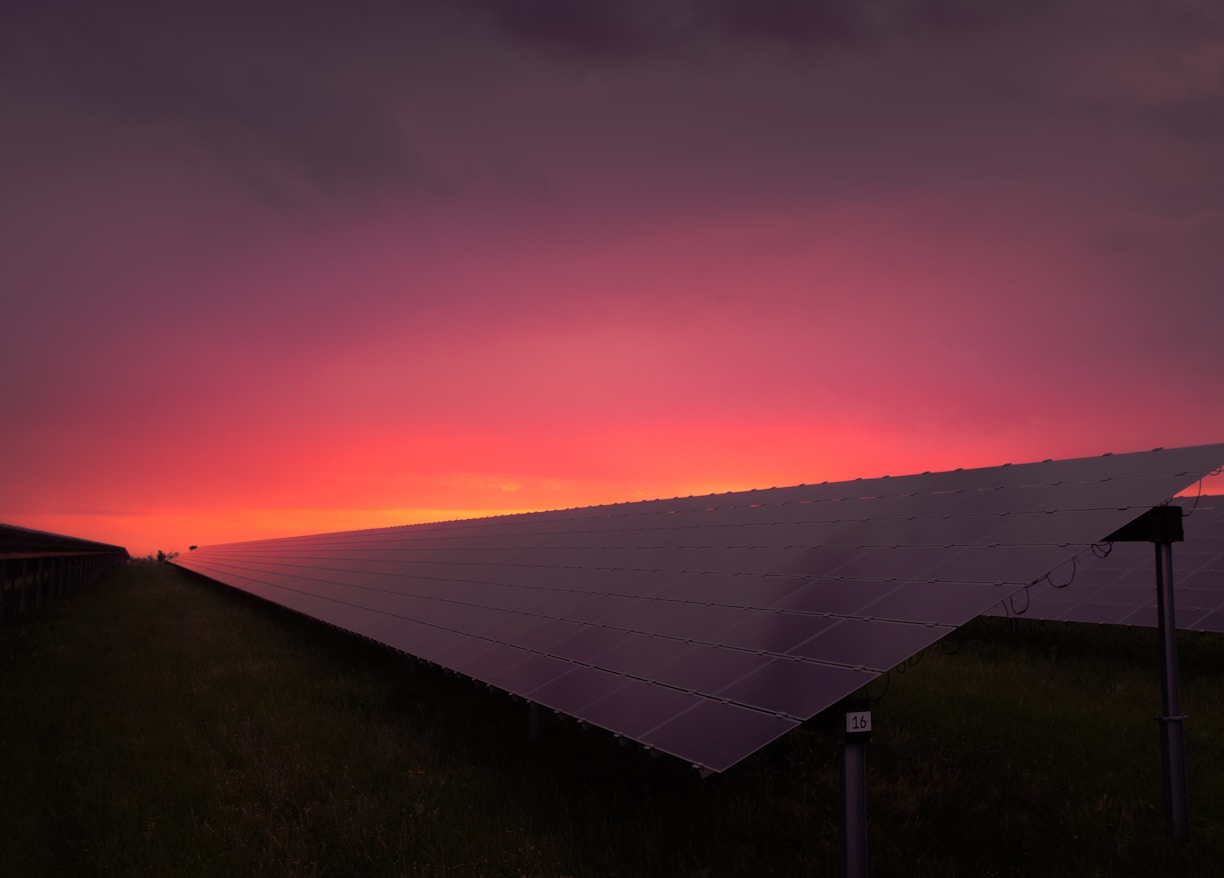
xmin=2 ymin=563 xmax=1223 ymax=876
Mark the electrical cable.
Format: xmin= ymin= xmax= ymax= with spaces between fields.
xmin=1033 ymin=555 xmax=1077 ymax=590
xmin=867 ymin=668 xmax=891 ymax=704
xmin=895 ymin=649 xmax=925 ymax=673
xmin=1006 ymin=584 xmax=1031 ymax=616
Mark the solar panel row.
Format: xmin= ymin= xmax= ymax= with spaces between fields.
xmin=0 ymin=522 xmax=129 ymax=559
xmin=0 ymin=523 xmax=130 ymax=626
xmin=173 ymin=443 xmax=1224 ymax=772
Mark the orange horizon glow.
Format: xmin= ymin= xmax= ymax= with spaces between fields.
xmin=8 ymin=449 xmax=1222 ymax=558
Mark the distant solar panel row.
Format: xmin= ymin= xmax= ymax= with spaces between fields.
xmin=1 ymin=523 xmax=130 ymax=626
xmin=173 ymin=444 xmax=1224 ymax=772
xmin=994 ymin=495 xmax=1224 ymax=630
xmin=0 ymin=522 xmax=129 ymax=559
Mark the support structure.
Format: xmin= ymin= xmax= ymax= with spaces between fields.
xmin=839 ymin=697 xmax=871 ymax=878
xmin=1106 ymin=504 xmax=1189 ymax=841
xmin=1155 ymin=532 xmax=1189 ymax=840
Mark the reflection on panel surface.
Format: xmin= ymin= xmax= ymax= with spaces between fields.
xmin=990 ymin=496 xmax=1224 ymax=632
xmin=173 ymin=444 xmax=1224 ymax=772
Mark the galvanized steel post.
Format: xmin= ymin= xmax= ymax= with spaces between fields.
xmin=840 ymin=699 xmax=871 ymax=878
xmin=1155 ymin=536 xmax=1189 ymax=840
xmin=1106 ymin=504 xmax=1189 ymax=841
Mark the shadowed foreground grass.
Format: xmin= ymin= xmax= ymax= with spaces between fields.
xmin=2 ymin=563 xmax=1223 ymax=876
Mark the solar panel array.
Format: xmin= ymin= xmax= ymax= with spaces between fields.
xmin=1 ymin=523 xmax=130 ymax=626
xmin=172 ymin=444 xmax=1224 ymax=772
xmin=994 ymin=495 xmax=1224 ymax=631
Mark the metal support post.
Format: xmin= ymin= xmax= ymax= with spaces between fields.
xmin=528 ymin=702 xmax=540 ymax=742
xmin=1107 ymin=504 xmax=1189 ymax=841
xmin=1155 ymin=539 xmax=1189 ymax=841
xmin=840 ymin=699 xmax=871 ymax=878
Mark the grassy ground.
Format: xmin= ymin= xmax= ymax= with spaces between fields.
xmin=2 ymin=563 xmax=1223 ymax=877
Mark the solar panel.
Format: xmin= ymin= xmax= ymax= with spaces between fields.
xmin=991 ymin=495 xmax=1224 ymax=631
xmin=172 ymin=443 xmax=1224 ymax=772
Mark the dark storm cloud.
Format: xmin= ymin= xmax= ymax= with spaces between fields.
xmin=2 ymin=0 xmax=434 ymax=206
xmin=6 ymin=0 xmax=1219 ymax=211
xmin=465 ymin=0 xmax=1042 ymax=57
xmin=468 ymin=0 xmax=1224 ymax=133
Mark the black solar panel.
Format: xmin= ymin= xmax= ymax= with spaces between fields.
xmin=173 ymin=443 xmax=1224 ymax=772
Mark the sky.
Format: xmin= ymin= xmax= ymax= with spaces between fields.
xmin=2 ymin=0 xmax=1222 ymax=557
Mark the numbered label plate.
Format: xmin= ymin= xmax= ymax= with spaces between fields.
xmin=845 ymin=711 xmax=872 ymax=734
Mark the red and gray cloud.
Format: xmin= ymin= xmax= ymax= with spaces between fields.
xmin=2 ymin=0 xmax=1221 ymax=554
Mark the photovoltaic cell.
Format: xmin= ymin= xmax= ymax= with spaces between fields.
xmin=714 ymin=609 xmax=838 ymax=653
xmin=577 ymin=679 xmax=706 ymax=739
xmin=651 ymin=644 xmax=774 ymax=694
xmin=525 ymin=665 xmax=631 ymax=715
xmin=641 ymin=700 xmax=798 ymax=773
xmin=172 ymin=443 xmax=1224 ymax=773
xmin=718 ymin=658 xmax=877 ymax=718
xmin=864 ymin=579 xmax=1011 ymax=625
xmin=772 ymin=578 xmax=899 ymax=616
xmin=586 ymin=632 xmax=698 ymax=678
xmin=482 ymin=651 xmax=573 ymax=693
xmin=790 ymin=618 xmax=955 ymax=671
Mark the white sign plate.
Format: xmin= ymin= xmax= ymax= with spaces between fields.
xmin=845 ymin=711 xmax=872 ymax=734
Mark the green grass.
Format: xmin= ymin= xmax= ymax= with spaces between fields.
xmin=2 ymin=565 xmax=1223 ymax=876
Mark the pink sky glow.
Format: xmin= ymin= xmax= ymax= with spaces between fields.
xmin=2 ymin=1 xmax=1222 ymax=556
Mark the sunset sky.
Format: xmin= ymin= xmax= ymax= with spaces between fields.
xmin=3 ymin=0 xmax=1222 ymax=557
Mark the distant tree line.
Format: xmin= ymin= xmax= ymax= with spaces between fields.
xmin=131 ymin=550 xmax=179 ymax=564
